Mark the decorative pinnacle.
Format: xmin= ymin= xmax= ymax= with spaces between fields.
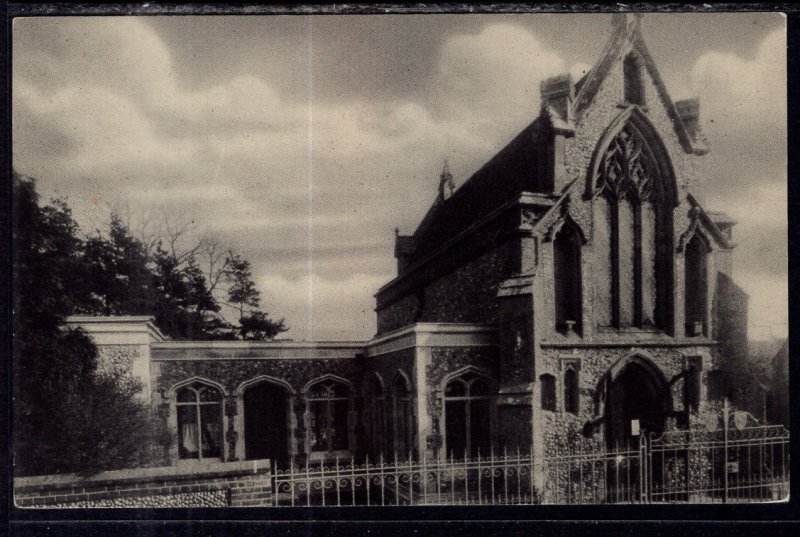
xmin=439 ymin=159 xmax=455 ymax=199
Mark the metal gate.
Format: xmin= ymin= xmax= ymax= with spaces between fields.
xmin=645 ymin=424 xmax=789 ymax=503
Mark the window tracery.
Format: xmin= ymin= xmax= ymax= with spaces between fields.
xmin=592 ymin=119 xmax=671 ymax=330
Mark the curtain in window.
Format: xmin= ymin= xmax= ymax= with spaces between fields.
xmin=176 ymin=383 xmax=222 ymax=460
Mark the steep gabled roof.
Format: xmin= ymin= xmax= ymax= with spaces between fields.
xmin=572 ymin=13 xmax=707 ymax=155
xmin=410 ymin=118 xmax=551 ymax=259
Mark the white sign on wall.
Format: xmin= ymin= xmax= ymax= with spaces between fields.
xmin=631 ymin=419 xmax=640 ymax=436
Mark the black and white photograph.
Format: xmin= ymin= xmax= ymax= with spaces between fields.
xmin=10 ymin=8 xmax=789 ymax=509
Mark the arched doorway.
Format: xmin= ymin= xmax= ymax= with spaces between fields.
xmin=244 ymin=381 xmax=289 ymax=467
xmin=606 ymin=359 xmax=668 ymax=451
xmin=602 ymin=357 xmax=669 ymax=501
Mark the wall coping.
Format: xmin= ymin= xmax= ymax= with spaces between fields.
xmin=66 ymin=315 xmax=166 ymax=342
xmin=14 ymin=459 xmax=271 ymax=493
xmin=150 ymin=323 xmax=497 ymax=361
xmin=540 ymin=338 xmax=718 ymax=348
xmin=152 ymin=340 xmax=365 ymax=350
xmin=366 ymin=322 xmax=499 ymax=357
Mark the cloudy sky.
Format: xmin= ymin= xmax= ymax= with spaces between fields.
xmin=12 ymin=12 xmax=787 ymax=341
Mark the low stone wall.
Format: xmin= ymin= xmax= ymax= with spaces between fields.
xmin=14 ymin=459 xmax=272 ymax=508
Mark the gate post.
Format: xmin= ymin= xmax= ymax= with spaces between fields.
xmin=723 ymin=397 xmax=729 ymax=504
xmin=638 ymin=433 xmax=647 ymax=503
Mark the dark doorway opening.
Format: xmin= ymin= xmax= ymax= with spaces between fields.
xmin=604 ymin=359 xmax=668 ymax=500
xmin=244 ymin=382 xmax=289 ymax=467
xmin=606 ymin=360 xmax=666 ymax=451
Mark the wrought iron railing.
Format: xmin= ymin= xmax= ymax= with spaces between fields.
xmin=273 ymin=448 xmax=538 ymax=506
xmin=271 ymin=425 xmax=789 ymax=506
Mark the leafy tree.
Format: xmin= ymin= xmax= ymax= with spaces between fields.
xmin=13 ymin=173 xmax=169 ymax=476
xmin=81 ymin=214 xmax=158 ymax=316
xmin=224 ymin=251 xmax=260 ymax=318
xmin=224 ymin=250 xmax=287 ymax=340
xmin=239 ymin=311 xmax=287 ymax=341
xmin=151 ymin=248 xmax=235 ymax=340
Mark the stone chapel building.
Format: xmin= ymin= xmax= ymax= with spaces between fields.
xmin=68 ymin=14 xmax=748 ymax=476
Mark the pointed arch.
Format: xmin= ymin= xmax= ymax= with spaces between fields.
xmin=392 ymin=369 xmax=412 ymax=393
xmin=677 ymin=207 xmax=714 ymax=253
xmin=369 ymin=371 xmax=386 ymax=392
xmin=545 ymin=209 xmax=588 ymax=245
xmin=440 ymin=365 xmax=496 ymax=391
xmin=235 ymin=375 xmax=295 ymax=396
xmin=302 ymin=374 xmax=354 ymax=394
xmin=600 ymin=353 xmax=672 ymax=450
xmin=168 ymin=376 xmax=228 ymax=398
xmin=607 ymin=352 xmax=669 ymax=387
xmin=586 ymin=106 xmax=678 ymax=207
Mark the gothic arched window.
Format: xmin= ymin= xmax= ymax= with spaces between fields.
xmin=592 ymin=120 xmax=671 ymax=330
xmin=554 ymin=222 xmax=582 ymax=334
xmin=684 ymin=233 xmax=709 ymax=337
xmin=540 ymin=374 xmax=556 ymax=412
xmin=564 ymin=368 xmax=579 ymax=414
xmin=176 ymin=382 xmax=223 ymax=460
xmin=444 ymin=372 xmax=493 ymax=458
xmin=307 ymin=379 xmax=350 ymax=453
xmin=366 ymin=373 xmax=387 ymax=458
xmin=392 ymin=373 xmax=414 ymax=458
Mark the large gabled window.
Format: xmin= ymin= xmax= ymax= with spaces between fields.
xmin=592 ymin=119 xmax=672 ymax=331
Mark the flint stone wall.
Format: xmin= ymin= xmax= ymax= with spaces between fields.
xmin=14 ymin=460 xmax=272 ymax=508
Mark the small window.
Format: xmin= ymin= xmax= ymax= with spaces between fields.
xmin=554 ymin=223 xmax=582 ymax=334
xmin=540 ymin=374 xmax=556 ymax=412
xmin=684 ymin=233 xmax=708 ymax=337
xmin=624 ymin=53 xmax=645 ymax=106
xmin=564 ymin=368 xmax=579 ymax=414
xmin=176 ymin=382 xmax=223 ymax=460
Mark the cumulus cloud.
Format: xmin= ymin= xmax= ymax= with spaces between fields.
xmin=12 ymin=17 xmax=785 ymax=341
xmin=691 ymin=29 xmax=786 ymax=138
xmin=689 ymin=28 xmax=787 ymax=338
xmin=434 ymin=24 xmax=566 ymax=147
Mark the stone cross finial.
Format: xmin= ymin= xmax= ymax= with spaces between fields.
xmin=611 ymin=12 xmax=643 ymax=39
